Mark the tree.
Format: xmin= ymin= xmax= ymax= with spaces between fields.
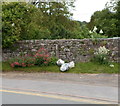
xmin=3 ymin=1 xmax=93 ymax=48
xmin=88 ymin=8 xmax=118 ymax=37
xmin=115 ymin=1 xmax=120 ymax=36
xmin=2 ymin=2 xmax=50 ymax=48
xmin=30 ymin=1 xmax=81 ymax=39
xmin=105 ymin=0 xmax=119 ymax=12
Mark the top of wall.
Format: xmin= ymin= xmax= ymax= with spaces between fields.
xmin=17 ymin=37 xmax=120 ymax=43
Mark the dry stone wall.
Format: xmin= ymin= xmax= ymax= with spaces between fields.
xmin=2 ymin=38 xmax=119 ymax=62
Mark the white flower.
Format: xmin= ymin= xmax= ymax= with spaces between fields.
xmin=12 ymin=23 xmax=15 ymax=26
xmin=93 ymin=26 xmax=97 ymax=32
xmin=112 ymin=52 xmax=115 ymax=56
xmin=110 ymin=64 xmax=114 ymax=68
xmin=97 ymin=46 xmax=109 ymax=55
xmin=94 ymin=52 xmax=98 ymax=55
xmin=99 ymin=29 xmax=103 ymax=34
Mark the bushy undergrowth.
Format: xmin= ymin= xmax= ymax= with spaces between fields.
xmin=91 ymin=46 xmax=110 ymax=65
xmin=34 ymin=48 xmax=50 ymax=66
xmin=9 ymin=56 xmax=35 ymax=68
xmin=9 ymin=48 xmax=58 ymax=68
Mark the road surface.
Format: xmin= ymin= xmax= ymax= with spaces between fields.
xmin=2 ymin=92 xmax=87 ymax=104
xmin=0 ymin=72 xmax=119 ymax=104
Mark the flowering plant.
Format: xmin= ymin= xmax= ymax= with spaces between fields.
xmin=9 ymin=48 xmax=58 ymax=68
xmin=94 ymin=46 xmax=109 ymax=55
xmin=91 ymin=46 xmax=110 ymax=64
xmin=9 ymin=56 xmax=35 ymax=68
xmin=34 ymin=48 xmax=50 ymax=66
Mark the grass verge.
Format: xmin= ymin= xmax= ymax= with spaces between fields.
xmin=1 ymin=62 xmax=119 ymax=73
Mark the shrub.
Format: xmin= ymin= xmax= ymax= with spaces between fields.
xmin=48 ymin=57 xmax=58 ymax=66
xmin=9 ymin=48 xmax=59 ymax=68
xmin=9 ymin=56 xmax=36 ymax=68
xmin=34 ymin=48 xmax=51 ymax=66
xmin=91 ymin=46 xmax=110 ymax=64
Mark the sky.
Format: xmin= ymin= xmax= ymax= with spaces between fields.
xmin=72 ymin=0 xmax=109 ymax=22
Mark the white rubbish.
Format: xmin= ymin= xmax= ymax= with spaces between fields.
xmin=110 ymin=64 xmax=114 ymax=68
xmin=60 ymin=61 xmax=75 ymax=72
xmin=56 ymin=59 xmax=75 ymax=72
xmin=56 ymin=59 xmax=65 ymax=66
xmin=69 ymin=61 xmax=75 ymax=68
xmin=60 ymin=63 xmax=70 ymax=72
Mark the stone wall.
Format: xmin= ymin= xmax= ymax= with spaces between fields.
xmin=2 ymin=38 xmax=119 ymax=62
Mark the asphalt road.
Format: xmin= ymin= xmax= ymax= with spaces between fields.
xmin=2 ymin=92 xmax=86 ymax=104
xmin=1 ymin=72 xmax=119 ymax=104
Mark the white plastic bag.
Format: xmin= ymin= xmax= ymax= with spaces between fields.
xmin=69 ymin=61 xmax=75 ymax=68
xmin=60 ymin=63 xmax=69 ymax=72
xmin=56 ymin=59 xmax=65 ymax=66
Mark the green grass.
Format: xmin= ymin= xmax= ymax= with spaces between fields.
xmin=1 ymin=62 xmax=119 ymax=73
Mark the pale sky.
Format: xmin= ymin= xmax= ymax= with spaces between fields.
xmin=72 ymin=0 xmax=110 ymax=22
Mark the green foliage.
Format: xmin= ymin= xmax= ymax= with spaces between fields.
xmin=91 ymin=54 xmax=109 ymax=65
xmin=22 ymin=23 xmax=51 ymax=40
xmin=9 ymin=56 xmax=35 ymax=67
xmin=90 ymin=32 xmax=108 ymax=39
xmin=2 ymin=61 xmax=119 ymax=73
xmin=115 ymin=1 xmax=120 ymax=36
xmin=48 ymin=57 xmax=58 ymax=66
xmin=34 ymin=48 xmax=50 ymax=66
xmin=91 ymin=46 xmax=110 ymax=65
xmin=77 ymin=21 xmax=90 ymax=38
xmin=2 ymin=2 xmax=46 ymax=48
xmin=32 ymin=2 xmax=86 ymax=39
xmin=2 ymin=2 xmax=84 ymax=48
xmin=8 ymin=48 xmax=58 ymax=67
xmin=88 ymin=9 xmax=118 ymax=37
xmin=3 ymin=1 xmax=114 ymax=49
